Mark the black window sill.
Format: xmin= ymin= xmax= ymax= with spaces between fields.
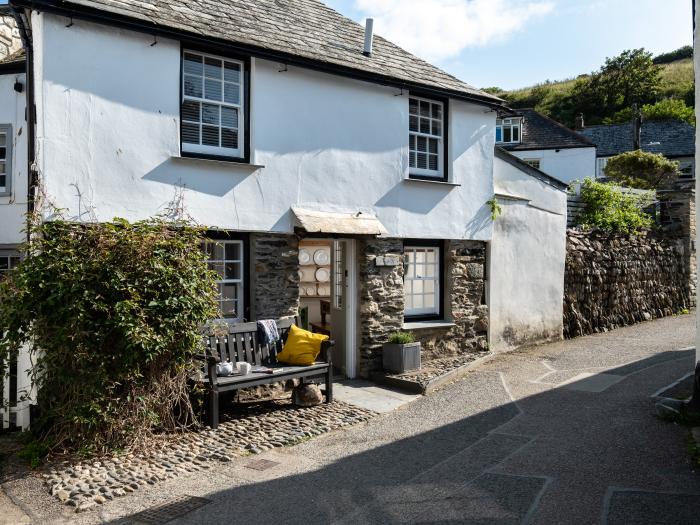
xmin=173 ymin=155 xmax=264 ymax=169
xmin=405 ymin=177 xmax=460 ymax=187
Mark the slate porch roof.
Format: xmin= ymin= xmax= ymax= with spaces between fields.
xmin=12 ymin=0 xmax=504 ymax=106
xmin=580 ymin=120 xmax=696 ymax=158
xmin=498 ymin=108 xmax=594 ymax=151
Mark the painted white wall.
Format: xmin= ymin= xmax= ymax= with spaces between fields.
xmin=489 ymin=156 xmax=567 ymax=351
xmin=33 ymin=13 xmax=495 ymax=241
xmin=510 ymin=147 xmax=595 ymax=184
xmin=0 ymin=71 xmax=28 ymax=246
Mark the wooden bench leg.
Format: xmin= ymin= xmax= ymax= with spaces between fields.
xmin=209 ymin=389 xmax=219 ymax=429
xmin=325 ymin=368 xmax=333 ymax=403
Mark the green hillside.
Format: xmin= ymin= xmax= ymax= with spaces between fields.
xmin=486 ymin=48 xmax=694 ymax=128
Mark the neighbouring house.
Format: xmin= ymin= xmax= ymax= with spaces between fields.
xmin=496 ymin=108 xmax=596 ymax=184
xmin=580 ymin=119 xmax=696 ymax=179
xmin=0 ymin=0 xmax=568 ymax=427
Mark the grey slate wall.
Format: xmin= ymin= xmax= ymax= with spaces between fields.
xmin=251 ymin=234 xmax=300 ymax=320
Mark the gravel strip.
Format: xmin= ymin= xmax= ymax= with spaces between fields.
xmin=41 ymin=400 xmax=375 ymax=512
xmin=385 ymin=353 xmax=486 ymax=390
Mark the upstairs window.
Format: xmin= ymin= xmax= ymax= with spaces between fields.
xmin=0 ymin=125 xmax=11 ymax=196
xmin=409 ymin=96 xmax=446 ymax=180
xmin=181 ymin=51 xmax=244 ymax=159
xmin=496 ymin=118 xmax=521 ymax=144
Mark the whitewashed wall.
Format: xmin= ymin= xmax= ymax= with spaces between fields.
xmin=0 ymin=71 xmax=28 ymax=246
xmin=489 ymin=156 xmax=567 ymax=351
xmin=510 ymin=147 xmax=595 ymax=184
xmin=33 ymin=12 xmax=495 ymax=241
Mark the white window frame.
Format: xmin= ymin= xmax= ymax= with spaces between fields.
xmin=496 ymin=117 xmax=521 ymax=144
xmin=409 ymin=95 xmax=445 ymax=179
xmin=0 ymin=250 xmax=20 ymax=278
xmin=403 ymin=245 xmax=441 ymax=318
xmin=181 ymin=50 xmax=244 ymax=158
xmin=596 ymin=157 xmax=609 ymax=178
xmin=203 ymin=239 xmax=245 ymax=321
xmin=523 ymin=158 xmax=541 ymax=169
xmin=0 ymin=124 xmax=12 ymax=197
xmin=678 ymin=159 xmax=694 ymax=179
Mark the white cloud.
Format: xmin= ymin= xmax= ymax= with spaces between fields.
xmin=354 ymin=0 xmax=555 ymax=62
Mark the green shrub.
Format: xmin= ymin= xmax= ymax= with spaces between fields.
xmin=0 ymin=218 xmax=219 ymax=453
xmin=17 ymin=440 xmax=49 ymax=469
xmin=576 ymin=178 xmax=654 ymax=233
xmin=604 ymin=150 xmax=680 ymax=189
xmin=387 ymin=332 xmax=415 ymax=344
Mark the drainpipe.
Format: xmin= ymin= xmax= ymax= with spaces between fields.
xmin=10 ymin=6 xmax=36 ymax=241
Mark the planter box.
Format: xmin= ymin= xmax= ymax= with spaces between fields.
xmin=382 ymin=342 xmax=421 ymax=373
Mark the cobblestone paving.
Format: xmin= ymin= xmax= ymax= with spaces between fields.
xmin=386 ymin=353 xmax=486 ymax=390
xmin=42 ymin=400 xmax=375 ymax=512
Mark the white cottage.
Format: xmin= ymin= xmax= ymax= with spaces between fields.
xmin=0 ymin=0 xmax=567 ymax=427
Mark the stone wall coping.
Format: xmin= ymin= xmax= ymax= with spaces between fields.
xmin=402 ymin=320 xmax=456 ymax=330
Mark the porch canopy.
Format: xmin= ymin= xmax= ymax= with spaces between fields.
xmin=292 ymin=207 xmax=388 ymax=236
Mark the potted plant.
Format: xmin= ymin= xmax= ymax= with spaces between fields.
xmin=383 ymin=331 xmax=421 ymax=373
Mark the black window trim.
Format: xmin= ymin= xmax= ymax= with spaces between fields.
xmin=402 ymin=239 xmax=445 ymax=322
xmin=408 ymin=92 xmax=449 ymax=183
xmin=204 ymin=230 xmax=251 ymax=322
xmin=179 ymin=43 xmax=251 ymax=165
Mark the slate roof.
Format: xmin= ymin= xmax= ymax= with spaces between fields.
xmin=494 ymin=146 xmax=568 ymax=191
xmin=499 ymin=109 xmax=594 ymax=151
xmin=580 ymin=120 xmax=696 ymax=158
xmin=17 ymin=0 xmax=504 ymax=106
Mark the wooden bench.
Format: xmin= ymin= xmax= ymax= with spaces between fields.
xmin=197 ymin=317 xmax=333 ymax=428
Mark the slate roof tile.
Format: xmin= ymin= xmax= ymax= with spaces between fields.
xmin=580 ymin=120 xmax=695 ymax=158
xmin=499 ymin=108 xmax=594 ymax=151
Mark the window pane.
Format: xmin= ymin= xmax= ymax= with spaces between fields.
xmin=420 ymin=118 xmax=430 ymax=134
xmin=420 ymin=101 xmax=430 ymax=116
xmin=220 ymin=300 xmax=237 ymax=317
xmin=225 ymin=263 xmax=241 ymax=280
xmin=432 ymin=121 xmax=441 ymax=136
xmin=417 ymin=153 xmax=427 ymax=169
xmin=225 ymin=242 xmax=241 ymax=260
xmin=415 ymin=250 xmax=426 ymax=264
xmin=404 ymin=295 xmax=413 ymax=310
xmin=504 ymin=127 xmax=511 ymax=142
xmin=202 ymin=126 xmax=220 ymax=146
xmin=413 ymin=280 xmax=423 ymax=294
xmin=204 ymin=78 xmax=222 ymax=101
xmin=209 ymin=261 xmax=224 ymax=278
xmin=221 ymin=107 xmax=238 ymax=129
xmin=184 ymin=75 xmax=203 ymax=98
xmin=409 ymin=115 xmax=418 ymax=132
xmin=423 ymin=294 xmax=435 ymax=309
xmin=181 ymin=100 xmax=200 ymax=122
xmin=0 ymin=258 xmax=7 ymax=270
xmin=428 ymin=138 xmax=438 ymax=154
xmin=432 ymin=104 xmax=442 ymax=119
xmin=222 ymin=283 xmax=238 ymax=300
xmin=417 ymin=136 xmax=427 ymax=152
xmin=181 ymin=122 xmax=200 ymax=144
xmin=224 ymin=62 xmax=241 ymax=83
xmin=224 ymin=83 xmax=240 ymax=105
xmin=409 ymin=98 xmax=418 ymax=115
xmin=184 ymin=53 xmax=203 ymax=75
xmin=424 ymin=280 xmax=435 ymax=293
xmin=512 ymin=126 xmax=520 ymax=142
xmin=0 ymin=174 xmax=5 ymax=188
xmin=496 ymin=128 xmax=502 ymax=142
xmin=222 ymin=129 xmax=238 ymax=149
xmin=428 ymin=154 xmax=438 ymax=171
xmin=202 ymin=103 xmax=220 ymax=125
xmin=204 ymin=57 xmax=222 ymax=79
xmin=0 ymin=133 xmax=5 ymax=147
xmin=409 ymin=151 xmax=416 ymax=168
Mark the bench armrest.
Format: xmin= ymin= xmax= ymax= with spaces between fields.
xmin=320 ymin=340 xmax=334 ymax=367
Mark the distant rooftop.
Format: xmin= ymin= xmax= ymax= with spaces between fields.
xmin=580 ymin=119 xmax=695 ymax=158
xmin=499 ymin=108 xmax=594 ymax=151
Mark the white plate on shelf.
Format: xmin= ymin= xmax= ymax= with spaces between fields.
xmin=317 ymin=284 xmax=330 ymax=296
xmin=306 ymin=285 xmax=318 ymax=296
xmin=315 ymin=267 xmax=330 ymax=282
xmin=299 ymin=267 xmax=315 ymax=282
xmin=300 ymin=286 xmax=308 ymax=297
xmin=298 ymin=249 xmax=311 ymax=265
xmin=313 ymin=248 xmax=330 ymax=265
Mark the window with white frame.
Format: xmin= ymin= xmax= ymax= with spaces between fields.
xmin=0 ymin=252 xmax=20 ymax=279
xmin=404 ymin=245 xmax=441 ymax=318
xmin=495 ymin=118 xmax=521 ymax=144
xmin=0 ymin=125 xmax=11 ymax=195
xmin=678 ymin=159 xmax=694 ymax=179
xmin=409 ymin=96 xmax=445 ymax=179
xmin=182 ymin=51 xmax=244 ymax=158
xmin=202 ymin=239 xmax=245 ymax=319
xmin=596 ymin=157 xmax=609 ymax=178
xmin=523 ymin=158 xmax=541 ymax=169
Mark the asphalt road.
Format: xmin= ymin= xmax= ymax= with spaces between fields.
xmin=6 ymin=313 xmax=699 ymax=524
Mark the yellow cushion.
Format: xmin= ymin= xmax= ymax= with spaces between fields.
xmin=277 ymin=324 xmax=329 ymax=366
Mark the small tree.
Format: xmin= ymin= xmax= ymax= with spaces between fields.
xmin=603 ymin=150 xmax=680 ymax=190
xmin=576 ymin=178 xmax=653 ymax=233
xmin=0 ymin=217 xmax=218 ymax=453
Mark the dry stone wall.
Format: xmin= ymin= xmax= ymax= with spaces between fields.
xmin=564 ymin=229 xmax=692 ymax=338
xmin=251 ymin=234 xmax=300 ymax=320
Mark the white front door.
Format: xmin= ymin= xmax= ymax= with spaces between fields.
xmin=331 ymin=239 xmax=357 ymax=378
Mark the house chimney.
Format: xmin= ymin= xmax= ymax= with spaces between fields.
xmin=632 ymin=103 xmax=641 ymax=150
xmin=575 ymin=113 xmax=584 ymax=130
xmin=363 ymin=18 xmax=374 ymax=57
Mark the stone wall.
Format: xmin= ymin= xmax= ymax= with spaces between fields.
xmin=250 ymin=234 xmax=300 ymax=320
xmin=358 ymin=238 xmax=488 ymax=377
xmin=0 ymin=15 xmax=22 ymax=60
xmin=564 ymin=229 xmax=692 ymax=338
